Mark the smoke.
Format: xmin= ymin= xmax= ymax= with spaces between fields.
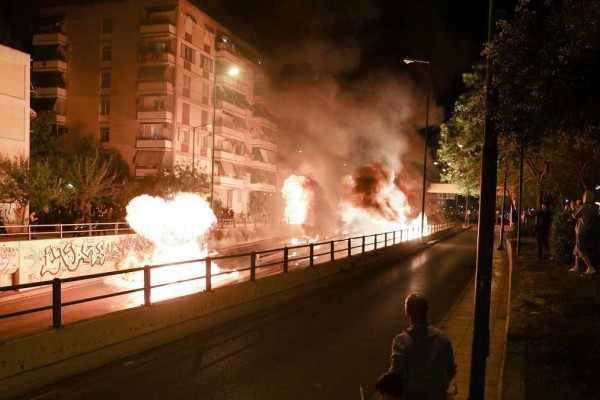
xmin=198 ymin=0 xmax=445 ymax=231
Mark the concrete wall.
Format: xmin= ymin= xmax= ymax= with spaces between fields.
xmin=0 ymin=226 xmax=462 ymax=397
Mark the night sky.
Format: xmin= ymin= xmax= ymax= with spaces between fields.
xmin=1 ymin=0 xmax=516 ymax=117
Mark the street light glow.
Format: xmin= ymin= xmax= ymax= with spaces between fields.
xmin=228 ymin=66 xmax=240 ymax=76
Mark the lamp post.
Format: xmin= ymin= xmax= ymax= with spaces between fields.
xmin=404 ymin=58 xmax=430 ymax=243
xmin=210 ymin=63 xmax=240 ymax=211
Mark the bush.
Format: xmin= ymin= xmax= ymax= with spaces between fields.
xmin=549 ymin=210 xmax=575 ymax=263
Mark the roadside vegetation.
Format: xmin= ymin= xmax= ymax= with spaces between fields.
xmin=517 ymin=236 xmax=600 ymax=399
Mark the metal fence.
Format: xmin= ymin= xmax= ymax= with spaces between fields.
xmin=0 ymin=215 xmax=293 ymax=241
xmin=0 ymin=222 xmax=456 ymax=330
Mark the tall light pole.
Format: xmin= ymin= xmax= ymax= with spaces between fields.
xmin=404 ymin=58 xmax=430 ymax=243
xmin=210 ymin=63 xmax=240 ymax=211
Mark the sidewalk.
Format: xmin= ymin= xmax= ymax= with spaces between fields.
xmin=438 ymin=239 xmax=510 ymax=400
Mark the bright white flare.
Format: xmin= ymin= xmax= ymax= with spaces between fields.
xmin=282 ymin=175 xmax=311 ymax=225
xmin=110 ymin=193 xmax=238 ymax=304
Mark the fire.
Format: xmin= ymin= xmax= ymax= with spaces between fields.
xmin=281 ymin=175 xmax=312 ymax=225
xmin=339 ymin=163 xmax=421 ymax=235
xmin=108 ymin=193 xmax=238 ymax=304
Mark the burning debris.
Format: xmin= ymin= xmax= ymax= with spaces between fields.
xmin=281 ymin=175 xmax=314 ymax=225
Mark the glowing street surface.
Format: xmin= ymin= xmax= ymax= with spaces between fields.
xmin=20 ymin=230 xmax=477 ymax=400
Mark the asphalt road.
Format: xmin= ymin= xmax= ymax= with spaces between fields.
xmin=17 ymin=229 xmax=477 ymax=400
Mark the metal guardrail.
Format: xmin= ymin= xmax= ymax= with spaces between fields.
xmin=0 ymin=216 xmax=290 ymax=240
xmin=0 ymin=222 xmax=134 ymax=241
xmin=0 ymin=222 xmax=456 ymax=329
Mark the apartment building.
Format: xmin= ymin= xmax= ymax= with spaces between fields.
xmin=0 ymin=44 xmax=31 ymax=162
xmin=31 ymin=0 xmax=279 ymax=213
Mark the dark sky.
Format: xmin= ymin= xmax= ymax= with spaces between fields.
xmin=0 ymin=0 xmax=516 ymax=116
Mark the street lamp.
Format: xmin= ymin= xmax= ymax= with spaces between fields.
xmin=404 ymin=58 xmax=430 ymax=243
xmin=210 ymin=63 xmax=242 ymax=211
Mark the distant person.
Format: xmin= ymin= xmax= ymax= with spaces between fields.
xmin=385 ymin=293 xmax=457 ymax=400
xmin=534 ymin=202 xmax=552 ymax=261
xmin=569 ymin=190 xmax=598 ymax=274
xmin=29 ymin=211 xmax=39 ymax=238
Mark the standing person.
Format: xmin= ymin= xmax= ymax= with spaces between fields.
xmin=534 ymin=202 xmax=552 ymax=260
xmin=386 ymin=293 xmax=457 ymax=400
xmin=569 ymin=190 xmax=598 ymax=274
xmin=29 ymin=211 xmax=39 ymax=238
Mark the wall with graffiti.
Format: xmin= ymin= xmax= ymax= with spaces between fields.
xmin=0 ymin=235 xmax=155 ymax=286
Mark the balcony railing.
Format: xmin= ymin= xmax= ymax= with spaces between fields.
xmin=32 ymin=60 xmax=67 ymax=73
xmin=139 ymin=51 xmax=175 ymax=65
xmin=0 ymin=222 xmax=133 ymax=241
xmin=213 ymin=150 xmax=245 ymax=163
xmin=136 ymin=109 xmax=173 ymax=122
xmin=136 ymin=138 xmax=173 ymax=149
xmin=33 ymin=32 xmax=67 ymax=46
xmin=35 ymin=87 xmax=67 ymax=98
xmin=137 ymin=80 xmax=174 ymax=93
xmin=140 ymin=19 xmax=176 ymax=36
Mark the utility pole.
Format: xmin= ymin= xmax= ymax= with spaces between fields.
xmin=468 ymin=0 xmax=497 ymax=398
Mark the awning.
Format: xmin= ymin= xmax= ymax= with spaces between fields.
xmin=135 ymin=151 xmax=165 ymax=167
xmin=220 ymin=161 xmax=236 ymax=177
xmin=233 ymin=163 xmax=247 ymax=177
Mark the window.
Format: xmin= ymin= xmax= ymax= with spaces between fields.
xmin=151 ymin=41 xmax=167 ymax=53
xmin=100 ymin=97 xmax=110 ymax=115
xmin=182 ymin=102 xmax=190 ymax=124
xmin=183 ymin=74 xmax=191 ymax=97
xmin=200 ymin=54 xmax=213 ymax=72
xmin=143 ymin=124 xmax=161 ymax=140
xmin=184 ymin=16 xmax=194 ymax=41
xmin=179 ymin=129 xmax=190 ymax=144
xmin=101 ymin=46 xmax=111 ymax=61
xmin=181 ymin=44 xmax=195 ymax=63
xmin=100 ymin=128 xmax=109 ymax=142
xmin=100 ymin=72 xmax=111 ymax=88
xmin=102 ymin=19 xmax=112 ymax=34
xmin=201 ymin=110 xmax=208 ymax=127
xmin=202 ymin=82 xmax=210 ymax=105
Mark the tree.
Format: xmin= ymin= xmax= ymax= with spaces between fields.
xmin=138 ymin=164 xmax=210 ymax=199
xmin=30 ymin=111 xmax=62 ymax=158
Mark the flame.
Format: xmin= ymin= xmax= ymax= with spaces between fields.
xmin=339 ymin=163 xmax=423 ymax=236
xmin=282 ymin=175 xmax=312 ymax=225
xmin=107 ymin=193 xmax=238 ymax=304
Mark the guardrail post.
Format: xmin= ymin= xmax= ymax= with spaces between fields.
xmin=362 ymin=236 xmax=366 ymax=253
xmin=250 ymin=252 xmax=256 ymax=281
xmin=330 ymin=241 xmax=335 ymax=261
xmin=385 ymin=232 xmax=388 ymax=247
xmin=205 ymin=257 xmax=212 ymax=291
xmin=115 ymin=222 xmax=119 ymax=235
xmin=347 ymin=238 xmax=351 ymax=257
xmin=59 ymin=224 xmax=63 ymax=239
xmin=283 ymin=247 xmax=289 ymax=273
xmin=144 ymin=265 xmax=151 ymax=306
xmin=244 ymin=217 xmax=247 ymax=228
xmin=88 ymin=223 xmax=92 ymax=237
xmin=393 ymin=230 xmax=396 ymax=244
xmin=374 ymin=234 xmax=378 ymax=250
xmin=309 ymin=243 xmax=314 ymax=267
xmin=52 ymin=278 xmax=62 ymax=328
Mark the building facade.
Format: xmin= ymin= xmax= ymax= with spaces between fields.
xmin=31 ymin=0 xmax=279 ymax=214
xmin=0 ymin=44 xmax=31 ymax=162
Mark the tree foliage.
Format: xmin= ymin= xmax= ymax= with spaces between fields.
xmin=438 ymin=0 xmax=600 ymax=209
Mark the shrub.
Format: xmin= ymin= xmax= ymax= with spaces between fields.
xmin=549 ymin=210 xmax=575 ymax=263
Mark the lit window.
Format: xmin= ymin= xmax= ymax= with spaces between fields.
xmin=181 ymin=44 xmax=195 ymax=63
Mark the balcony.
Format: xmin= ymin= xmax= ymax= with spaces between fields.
xmin=215 ymin=125 xmax=246 ymax=141
xmin=139 ymin=51 xmax=175 ymax=65
xmin=137 ymin=80 xmax=174 ymax=93
xmin=213 ymin=175 xmax=244 ymax=188
xmin=35 ymin=87 xmax=67 ymax=98
xmin=33 ymin=60 xmax=67 ymax=73
xmin=135 ymin=167 xmax=159 ymax=178
xmin=250 ymin=159 xmax=277 ymax=171
xmin=213 ymin=150 xmax=244 ymax=164
xmin=136 ymin=139 xmax=173 ymax=150
xmin=33 ymin=32 xmax=67 ymax=46
xmin=249 ymin=182 xmax=277 ymax=192
xmin=136 ymin=110 xmax=173 ymax=123
xmin=140 ymin=20 xmax=176 ymax=37
xmin=250 ymin=136 xmax=277 ymax=152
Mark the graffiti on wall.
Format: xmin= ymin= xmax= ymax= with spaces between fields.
xmin=0 ymin=244 xmax=19 ymax=274
xmin=0 ymin=202 xmax=27 ymax=226
xmin=19 ymin=234 xmax=155 ymax=284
